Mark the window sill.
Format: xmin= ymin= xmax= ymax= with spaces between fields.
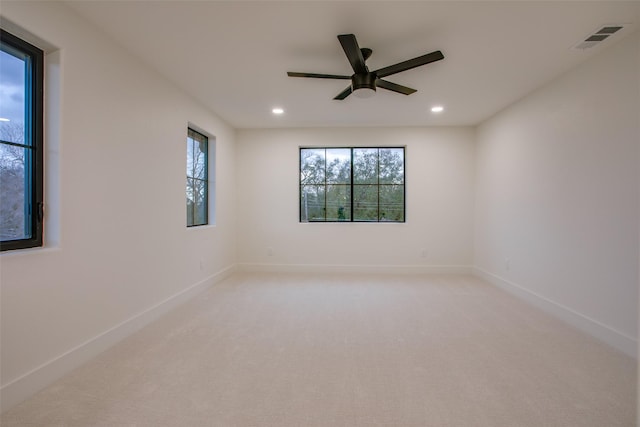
xmin=0 ymin=245 xmax=61 ymax=257
xmin=186 ymin=224 xmax=217 ymax=231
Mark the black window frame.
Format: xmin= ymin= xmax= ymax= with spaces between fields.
xmin=299 ymin=147 xmax=406 ymax=223
xmin=186 ymin=127 xmax=208 ymax=227
xmin=0 ymin=29 xmax=44 ymax=251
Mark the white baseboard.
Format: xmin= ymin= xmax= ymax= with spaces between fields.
xmin=236 ymin=263 xmax=473 ymax=275
xmin=473 ymin=267 xmax=637 ymax=358
xmin=0 ymin=264 xmax=237 ymax=413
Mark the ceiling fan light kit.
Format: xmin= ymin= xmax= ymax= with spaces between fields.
xmin=287 ymin=33 xmax=444 ymax=100
xmin=351 ymin=73 xmax=377 ymax=97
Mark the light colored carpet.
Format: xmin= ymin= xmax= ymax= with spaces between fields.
xmin=1 ymin=273 xmax=636 ymax=426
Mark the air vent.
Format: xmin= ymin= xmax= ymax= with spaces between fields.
xmin=596 ymin=26 xmax=623 ymax=35
xmin=573 ymin=24 xmax=628 ymax=50
xmin=585 ymin=34 xmax=609 ymax=42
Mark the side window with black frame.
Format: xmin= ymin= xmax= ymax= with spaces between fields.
xmin=0 ymin=29 xmax=44 ymax=251
xmin=186 ymin=128 xmax=208 ymax=227
xmin=300 ymin=147 xmax=405 ymax=222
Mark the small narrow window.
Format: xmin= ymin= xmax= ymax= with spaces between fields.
xmin=0 ymin=30 xmax=44 ymax=251
xmin=300 ymin=147 xmax=405 ymax=222
xmin=186 ymin=128 xmax=208 ymax=227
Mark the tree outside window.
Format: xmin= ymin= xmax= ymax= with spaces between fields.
xmin=300 ymin=147 xmax=405 ymax=222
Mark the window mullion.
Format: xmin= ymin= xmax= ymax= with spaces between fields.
xmin=324 ymin=148 xmax=327 ymax=221
xmin=350 ymin=148 xmax=354 ymax=222
xmin=377 ymin=148 xmax=380 ymax=221
xmin=0 ymin=140 xmax=30 ymax=149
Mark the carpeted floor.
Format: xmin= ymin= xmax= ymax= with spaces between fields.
xmin=1 ymin=273 xmax=636 ymax=426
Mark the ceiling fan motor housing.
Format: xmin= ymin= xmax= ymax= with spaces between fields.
xmin=352 ymin=73 xmax=377 ymax=92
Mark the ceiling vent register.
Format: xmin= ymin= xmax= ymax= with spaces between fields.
xmin=573 ymin=25 xmax=626 ymax=50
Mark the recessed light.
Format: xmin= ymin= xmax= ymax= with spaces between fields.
xmin=272 ymin=108 xmax=284 ymax=115
xmin=431 ymin=106 xmax=444 ymax=113
xmin=0 ymin=118 xmax=9 ymax=122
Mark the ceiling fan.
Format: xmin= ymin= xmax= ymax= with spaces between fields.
xmin=287 ymin=34 xmax=444 ymax=100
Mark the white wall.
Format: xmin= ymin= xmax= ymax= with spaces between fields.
xmin=474 ymin=33 xmax=640 ymax=357
xmin=236 ymin=127 xmax=475 ymax=272
xmin=0 ymin=2 xmax=237 ymax=409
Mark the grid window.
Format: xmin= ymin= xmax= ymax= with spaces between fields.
xmin=300 ymin=147 xmax=405 ymax=222
xmin=186 ymin=128 xmax=208 ymax=227
xmin=0 ymin=30 xmax=44 ymax=251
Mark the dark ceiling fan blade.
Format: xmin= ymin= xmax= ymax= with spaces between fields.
xmin=374 ymin=50 xmax=444 ymax=78
xmin=376 ymin=79 xmax=417 ymax=95
xmin=333 ymin=86 xmax=352 ymax=100
xmin=337 ymin=34 xmax=368 ymax=74
xmin=287 ymin=72 xmax=350 ymax=79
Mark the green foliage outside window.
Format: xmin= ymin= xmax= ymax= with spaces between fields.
xmin=300 ymin=147 xmax=405 ymax=222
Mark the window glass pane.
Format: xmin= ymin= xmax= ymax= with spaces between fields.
xmin=379 ymin=148 xmax=404 ymax=184
xmin=300 ymin=148 xmax=325 ymax=185
xmin=326 ymin=184 xmax=350 ymax=221
xmin=187 ymin=178 xmax=207 ymax=226
xmin=193 ymin=140 xmax=206 ymax=180
xmin=300 ymin=185 xmax=325 ymax=221
xmin=0 ymin=144 xmax=29 ymax=239
xmin=0 ymin=48 xmax=26 ymax=145
xmin=353 ymin=184 xmax=378 ymax=221
xmin=186 ymin=177 xmax=196 ymax=226
xmin=326 ymin=148 xmax=350 ymax=184
xmin=194 ymin=180 xmax=207 ymax=225
xmin=353 ymin=148 xmax=378 ymax=184
xmin=186 ymin=137 xmax=194 ymax=175
xmin=379 ymin=185 xmax=404 ymax=221
xmin=187 ymin=136 xmax=206 ymax=181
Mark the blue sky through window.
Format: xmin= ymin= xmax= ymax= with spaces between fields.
xmin=0 ymin=48 xmax=25 ymax=125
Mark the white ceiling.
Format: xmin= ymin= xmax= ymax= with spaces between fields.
xmin=64 ymin=1 xmax=639 ymax=129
